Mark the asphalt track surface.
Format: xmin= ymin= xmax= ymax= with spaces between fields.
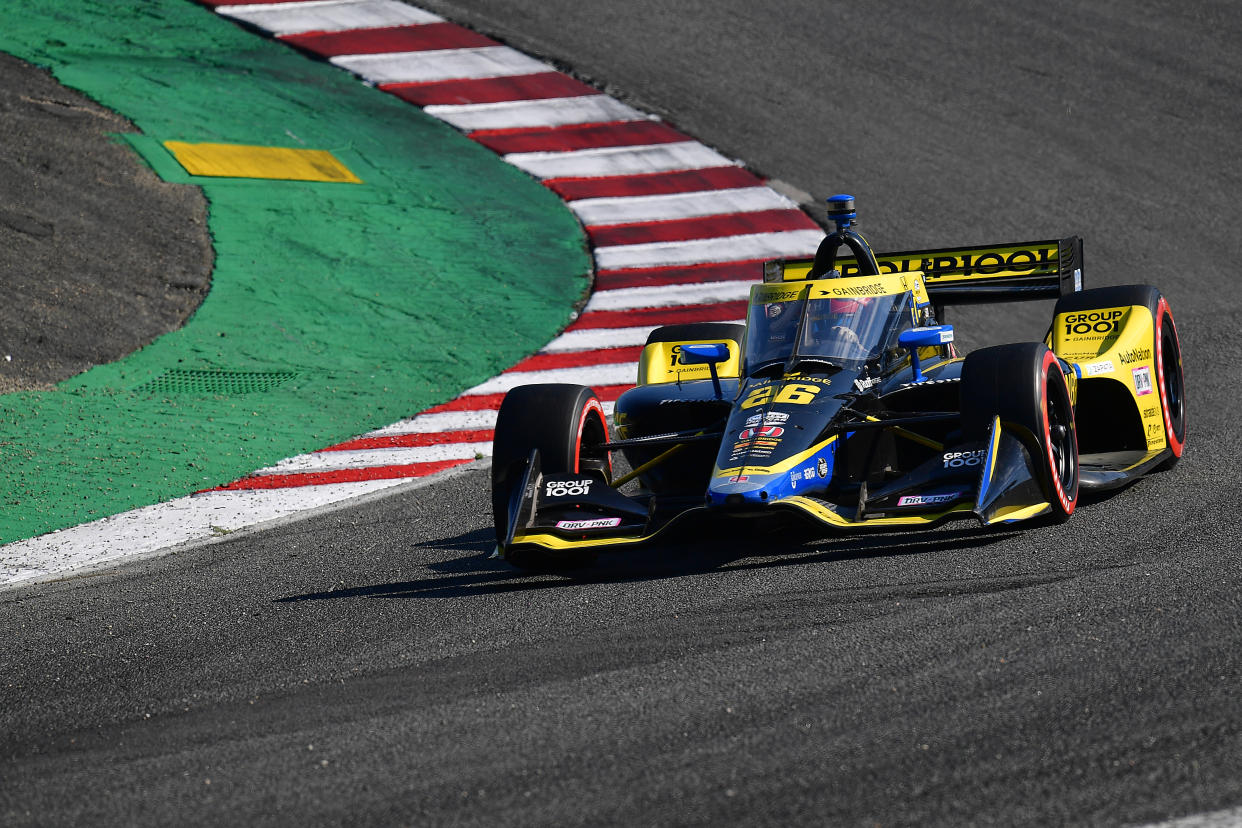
xmin=3 ymin=1 xmax=1240 ymax=826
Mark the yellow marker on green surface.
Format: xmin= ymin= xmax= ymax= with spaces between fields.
xmin=163 ymin=141 xmax=362 ymax=183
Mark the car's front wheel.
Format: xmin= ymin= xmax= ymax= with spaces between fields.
xmin=962 ymin=342 xmax=1079 ymax=522
xmin=490 ymin=383 xmax=610 ymax=569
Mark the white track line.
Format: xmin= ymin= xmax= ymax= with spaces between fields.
xmin=218 ymin=0 xmax=441 ymax=34
xmin=331 ymin=46 xmax=549 ymax=84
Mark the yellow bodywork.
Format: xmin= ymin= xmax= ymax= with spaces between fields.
xmin=1049 ymin=303 xmax=1166 ymax=452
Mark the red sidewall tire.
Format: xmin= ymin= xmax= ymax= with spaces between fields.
xmin=490 ymin=384 xmax=610 ymax=546
xmin=962 ymin=342 xmax=1078 ymax=521
xmin=1154 ymin=298 xmax=1186 ymax=459
xmin=1038 ymin=348 xmax=1078 ymax=518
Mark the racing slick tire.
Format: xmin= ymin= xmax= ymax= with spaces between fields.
xmin=961 ymin=342 xmax=1079 ymax=522
xmin=1053 ymin=284 xmax=1186 ymax=470
xmin=490 ymin=383 xmax=611 ymax=570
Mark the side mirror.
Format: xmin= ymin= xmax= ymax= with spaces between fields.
xmin=677 ymin=342 xmax=730 ymax=398
xmin=897 ymin=325 xmax=954 ymax=382
xmin=677 ymin=343 xmax=730 ymax=364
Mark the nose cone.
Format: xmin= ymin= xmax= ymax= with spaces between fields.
xmin=706 ymin=373 xmax=853 ymax=508
xmin=707 ymin=470 xmax=780 ymax=509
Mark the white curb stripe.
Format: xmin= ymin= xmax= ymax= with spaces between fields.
xmin=570 ymin=187 xmax=795 ymax=226
xmin=464 ymin=362 xmax=637 ymax=396
xmin=540 ymin=325 xmax=662 ymax=353
xmin=256 ymin=442 xmax=494 ymax=474
xmin=594 ymin=229 xmax=824 ymax=270
xmin=504 ymin=142 xmax=736 ymax=180
xmin=330 ymin=46 xmax=549 ymax=84
xmin=364 ymin=409 xmax=501 ymax=437
xmin=584 ymin=280 xmax=755 ymax=312
xmin=425 ymin=95 xmax=647 ymax=131
xmin=1133 ymin=807 xmax=1242 ymax=828
xmin=1 ymin=480 xmax=415 ymax=585
xmin=218 ymin=0 xmax=441 ymax=35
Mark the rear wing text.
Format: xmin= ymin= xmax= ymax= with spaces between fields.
xmin=765 ymin=236 xmax=1084 ymax=305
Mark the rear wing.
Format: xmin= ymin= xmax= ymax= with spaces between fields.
xmin=764 ymin=237 xmax=1084 ymax=305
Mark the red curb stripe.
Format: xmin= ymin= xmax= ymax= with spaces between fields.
xmin=568 ymin=302 xmax=748 ymax=330
xmin=381 ymin=72 xmax=597 ymax=106
xmin=325 ymin=429 xmax=495 ymax=452
xmin=587 ymin=209 xmax=819 ymax=247
xmin=471 ymin=121 xmax=688 ymax=154
xmin=509 ymin=346 xmax=644 ymax=372
xmin=595 ymin=260 xmax=766 ymax=291
xmin=279 ymin=23 xmax=495 ymax=58
xmin=211 ymin=459 xmax=473 ymax=491
xmin=545 ymin=166 xmax=763 ymax=200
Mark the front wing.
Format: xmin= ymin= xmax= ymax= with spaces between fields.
xmin=502 ymin=417 xmax=1056 ymax=555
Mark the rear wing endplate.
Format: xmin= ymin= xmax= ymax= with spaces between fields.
xmin=765 ymin=237 xmax=1084 ymax=305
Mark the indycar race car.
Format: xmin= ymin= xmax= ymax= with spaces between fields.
xmin=491 ymin=195 xmax=1186 ymax=570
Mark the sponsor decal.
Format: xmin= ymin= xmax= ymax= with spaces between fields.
xmin=756 ymin=286 xmax=803 ymax=303
xmin=816 ymin=457 xmax=829 ymax=478
xmin=1146 ymin=421 xmax=1163 ymax=438
xmin=556 ymin=517 xmax=622 ymax=530
xmin=818 ymin=282 xmax=888 ymax=298
xmin=745 ymin=411 xmax=790 ymax=427
xmin=1132 ymin=365 xmax=1154 ymax=396
xmin=1081 ymin=360 xmax=1114 ymax=376
xmin=854 ymin=376 xmax=879 ymax=392
xmin=545 ymin=479 xmax=594 ymax=497
xmin=738 ymin=426 xmax=785 ymax=440
xmin=1062 ymin=308 xmax=1124 ymax=337
xmin=728 ymin=475 xmax=750 ymax=483
xmin=897 ymin=493 xmax=961 ymax=507
xmin=1118 ymin=345 xmax=1151 ymax=365
xmin=839 ymin=246 xmax=1057 ymax=279
xmin=943 ymin=449 xmax=986 ymax=468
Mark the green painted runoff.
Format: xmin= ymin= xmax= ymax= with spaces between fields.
xmin=0 ymin=0 xmax=590 ymax=543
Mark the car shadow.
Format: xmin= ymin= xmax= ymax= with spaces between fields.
xmin=275 ymin=522 xmax=1026 ymax=603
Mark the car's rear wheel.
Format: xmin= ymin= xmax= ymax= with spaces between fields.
xmin=1053 ymin=283 xmax=1186 ymax=469
xmin=962 ymin=342 xmax=1079 ymax=522
xmin=490 ymin=383 xmax=610 ymax=570
xmin=1154 ymin=298 xmax=1186 ymax=469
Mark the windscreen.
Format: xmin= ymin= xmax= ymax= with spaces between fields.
xmin=745 ymin=288 xmax=911 ymax=375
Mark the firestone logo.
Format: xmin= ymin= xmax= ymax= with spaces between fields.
xmin=739 ymin=426 xmax=784 ymax=440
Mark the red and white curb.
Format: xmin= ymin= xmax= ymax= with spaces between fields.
xmin=0 ymin=0 xmax=823 ymax=587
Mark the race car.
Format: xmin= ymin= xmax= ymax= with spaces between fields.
xmin=490 ymin=195 xmax=1186 ymax=570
